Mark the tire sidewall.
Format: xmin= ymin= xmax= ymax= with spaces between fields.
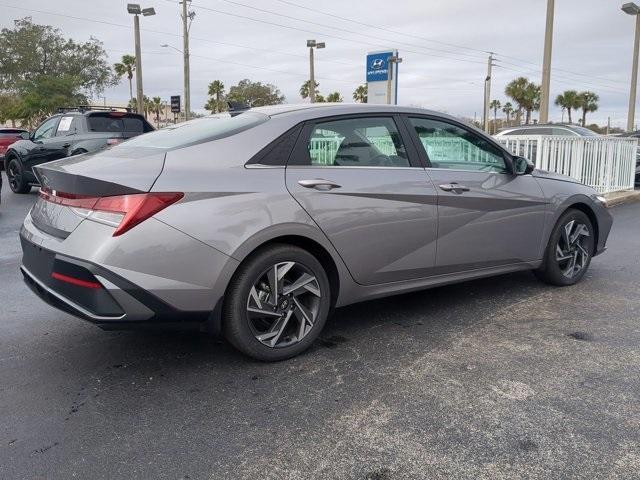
xmin=542 ymin=209 xmax=594 ymax=286
xmin=223 ymin=244 xmax=332 ymax=361
xmin=7 ymin=158 xmax=29 ymax=194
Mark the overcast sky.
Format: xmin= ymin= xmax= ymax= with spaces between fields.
xmin=1 ymin=0 xmax=634 ymax=127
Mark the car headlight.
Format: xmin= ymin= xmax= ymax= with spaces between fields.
xmin=594 ymin=194 xmax=608 ymax=208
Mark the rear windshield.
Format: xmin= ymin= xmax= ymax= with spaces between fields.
xmin=0 ymin=129 xmax=26 ymax=135
xmin=118 ymin=112 xmax=269 ymax=150
xmin=87 ymin=113 xmax=151 ymax=134
xmin=570 ymin=126 xmax=599 ymax=136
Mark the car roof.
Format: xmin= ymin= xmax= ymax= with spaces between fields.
xmin=248 ymin=103 xmax=464 ymax=124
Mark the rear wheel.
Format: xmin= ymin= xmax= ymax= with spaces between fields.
xmin=223 ymin=244 xmax=331 ymax=361
xmin=535 ymin=209 xmax=594 ymax=286
xmin=6 ymin=158 xmax=31 ymax=194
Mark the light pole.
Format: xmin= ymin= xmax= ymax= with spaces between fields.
xmin=180 ymin=0 xmax=195 ymax=120
xmin=539 ymin=0 xmax=555 ymax=124
xmin=307 ymin=40 xmax=324 ymax=103
xmin=127 ymin=4 xmax=155 ymax=116
xmin=483 ymin=53 xmax=494 ymax=133
xmin=161 ymin=43 xmax=188 ymax=121
xmin=623 ymin=2 xmax=640 ymax=131
xmin=386 ymin=56 xmax=402 ymax=105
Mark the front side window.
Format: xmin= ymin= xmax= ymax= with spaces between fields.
xmin=33 ymin=117 xmax=59 ymax=141
xmin=306 ymin=117 xmax=410 ymax=167
xmin=409 ymin=117 xmax=507 ymax=173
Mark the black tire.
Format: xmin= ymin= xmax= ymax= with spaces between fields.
xmin=223 ymin=244 xmax=332 ymax=361
xmin=6 ymin=158 xmax=31 ymax=194
xmin=70 ymin=149 xmax=87 ymax=156
xmin=535 ymin=209 xmax=595 ymax=286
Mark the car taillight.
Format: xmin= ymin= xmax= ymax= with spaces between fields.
xmin=39 ymin=189 xmax=183 ymax=236
xmin=107 ymin=138 xmax=122 ymax=145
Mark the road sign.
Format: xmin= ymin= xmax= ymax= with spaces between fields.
xmin=170 ymin=95 xmax=181 ymax=113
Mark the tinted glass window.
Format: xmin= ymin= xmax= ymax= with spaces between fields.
xmin=306 ymin=117 xmax=409 ymax=167
xmin=409 ymin=117 xmax=507 ymax=173
xmin=551 ymin=127 xmax=578 ymax=136
xmin=120 ymin=112 xmax=269 ymax=150
xmin=0 ymin=129 xmax=26 ymax=135
xmin=87 ymin=114 xmax=145 ymax=133
xmin=33 ymin=117 xmax=59 ymax=141
xmin=569 ymin=126 xmax=599 ymax=136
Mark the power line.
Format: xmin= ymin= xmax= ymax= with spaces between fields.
xmin=162 ymin=0 xmax=487 ymax=66
xmin=272 ymin=0 xmax=492 ymax=56
xmin=212 ymin=0 xmax=488 ymax=62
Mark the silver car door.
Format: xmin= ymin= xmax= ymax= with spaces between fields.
xmin=285 ymin=114 xmax=438 ymax=285
xmin=405 ymin=116 xmax=547 ymax=274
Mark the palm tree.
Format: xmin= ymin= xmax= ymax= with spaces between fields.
xmin=522 ymin=82 xmax=541 ymax=124
xmin=502 ymin=102 xmax=514 ymax=125
xmin=505 ymin=77 xmax=530 ymax=124
xmin=299 ymin=80 xmax=320 ymax=100
xmin=578 ymin=91 xmax=599 ymax=126
xmin=206 ymin=80 xmax=226 ymax=113
xmin=150 ymin=96 xmax=163 ymax=127
xmin=353 ymin=84 xmax=367 ymax=103
xmin=489 ymin=99 xmax=501 ymax=133
xmin=554 ymin=90 xmax=580 ymax=124
xmin=326 ymin=91 xmax=343 ymax=102
xmin=114 ymin=55 xmax=136 ymax=101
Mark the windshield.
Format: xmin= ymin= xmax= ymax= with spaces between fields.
xmin=119 ymin=112 xmax=269 ymax=150
xmin=570 ymin=126 xmax=599 ymax=136
xmin=87 ymin=113 xmax=152 ymax=134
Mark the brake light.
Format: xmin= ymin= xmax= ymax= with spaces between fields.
xmin=107 ymin=138 xmax=122 ymax=145
xmin=39 ymin=190 xmax=183 ymax=236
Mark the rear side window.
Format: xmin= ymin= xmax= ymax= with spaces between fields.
xmin=87 ymin=113 xmax=152 ymax=134
xmin=119 ymin=112 xmax=269 ymax=150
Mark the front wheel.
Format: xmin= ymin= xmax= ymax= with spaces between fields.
xmin=223 ymin=244 xmax=331 ymax=361
xmin=6 ymin=158 xmax=31 ymax=194
xmin=535 ymin=209 xmax=594 ymax=286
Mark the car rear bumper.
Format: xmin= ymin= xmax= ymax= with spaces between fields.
xmin=20 ymin=213 xmax=237 ymax=333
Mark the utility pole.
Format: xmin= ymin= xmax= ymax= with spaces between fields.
xmin=386 ymin=56 xmax=403 ymax=105
xmin=483 ymin=53 xmax=493 ymax=133
xmin=539 ymin=0 xmax=555 ymax=124
xmin=306 ymin=40 xmax=324 ymax=103
xmin=181 ymin=0 xmax=193 ymax=121
xmin=622 ymin=3 xmax=640 ymax=131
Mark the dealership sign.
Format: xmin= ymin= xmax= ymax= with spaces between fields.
xmin=170 ymin=95 xmax=181 ymax=113
xmin=366 ymin=49 xmax=399 ymax=104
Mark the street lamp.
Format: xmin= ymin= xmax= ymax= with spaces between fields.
xmin=623 ymin=2 xmax=640 ymax=131
xmin=127 ymin=3 xmax=155 ymax=116
xmin=386 ymin=55 xmax=402 ymax=105
xmin=307 ymin=40 xmax=325 ymax=103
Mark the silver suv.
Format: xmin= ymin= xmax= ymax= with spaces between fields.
xmin=20 ymin=104 xmax=612 ymax=360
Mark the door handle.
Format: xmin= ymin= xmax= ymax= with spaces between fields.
xmin=62 ymin=143 xmax=71 ymax=148
xmin=439 ymin=183 xmax=470 ymax=193
xmin=298 ymin=179 xmax=342 ymax=191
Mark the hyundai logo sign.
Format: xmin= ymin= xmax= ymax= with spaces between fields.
xmin=371 ymin=58 xmax=385 ymax=70
xmin=366 ymin=52 xmax=393 ymax=82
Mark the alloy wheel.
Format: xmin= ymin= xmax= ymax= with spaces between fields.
xmin=246 ymin=261 xmax=322 ymax=349
xmin=7 ymin=161 xmax=21 ymax=191
xmin=555 ymin=220 xmax=590 ymax=278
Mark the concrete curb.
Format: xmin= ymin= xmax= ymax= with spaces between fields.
xmin=605 ymin=189 xmax=640 ymax=207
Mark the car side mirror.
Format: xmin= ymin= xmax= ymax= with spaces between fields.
xmin=513 ymin=156 xmax=535 ymax=175
xmin=19 ymin=131 xmax=30 ymax=140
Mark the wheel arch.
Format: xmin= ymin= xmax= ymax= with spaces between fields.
xmin=562 ymin=202 xmax=599 ymax=255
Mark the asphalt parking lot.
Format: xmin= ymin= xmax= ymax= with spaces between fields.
xmin=1 ymin=173 xmax=639 ymax=480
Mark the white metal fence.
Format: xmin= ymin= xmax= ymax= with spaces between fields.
xmin=496 ymin=136 xmax=637 ymax=194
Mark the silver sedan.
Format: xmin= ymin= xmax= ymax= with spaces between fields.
xmin=20 ymin=104 xmax=612 ymax=360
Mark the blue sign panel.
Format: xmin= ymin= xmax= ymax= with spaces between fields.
xmin=366 ymin=52 xmax=393 ymax=82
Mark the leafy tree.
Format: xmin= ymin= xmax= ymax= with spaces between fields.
xmin=326 ymin=91 xmax=343 ymax=102
xmin=114 ymin=55 xmax=136 ymax=101
xmin=128 ymin=95 xmax=151 ymax=118
xmin=502 ymin=102 xmax=514 ymax=124
xmin=554 ymin=90 xmax=580 ymax=124
xmin=205 ymin=80 xmax=226 ymax=113
xmin=0 ymin=18 xmax=115 ymax=96
xmin=578 ymin=91 xmax=599 ymax=126
xmin=226 ymin=79 xmax=285 ymax=107
xmin=17 ymin=76 xmax=87 ymax=126
xmin=0 ymin=94 xmax=22 ymax=127
xmin=299 ymin=80 xmax=320 ymax=100
xmin=315 ymin=94 xmax=326 ymax=103
xmin=353 ymin=84 xmax=367 ymax=103
xmin=150 ymin=96 xmax=163 ymax=127
xmin=505 ymin=77 xmax=528 ymax=123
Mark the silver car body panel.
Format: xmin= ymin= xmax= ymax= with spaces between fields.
xmin=20 ymin=103 xmax=613 ymax=328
